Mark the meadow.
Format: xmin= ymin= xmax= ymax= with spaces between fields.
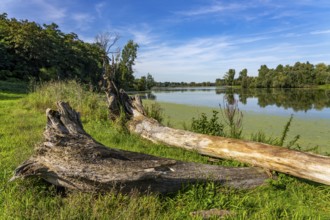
xmin=1 ymin=80 xmax=330 ymax=219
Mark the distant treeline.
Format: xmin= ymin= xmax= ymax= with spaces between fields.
xmin=154 ymin=81 xmax=215 ymax=88
xmin=219 ymin=62 xmax=330 ymax=88
xmin=152 ymin=62 xmax=330 ymax=89
xmin=0 ymin=13 xmax=155 ymax=91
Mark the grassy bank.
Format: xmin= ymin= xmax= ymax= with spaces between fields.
xmin=1 ymin=81 xmax=330 ymax=219
xmin=143 ymin=100 xmax=330 ymax=154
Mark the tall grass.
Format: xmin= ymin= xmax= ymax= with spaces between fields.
xmin=220 ymin=96 xmax=243 ymax=139
xmin=22 ymin=80 xmax=109 ymax=121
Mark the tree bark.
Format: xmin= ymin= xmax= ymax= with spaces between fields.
xmin=105 ymin=81 xmax=330 ymax=186
xmin=10 ymin=101 xmax=269 ymax=193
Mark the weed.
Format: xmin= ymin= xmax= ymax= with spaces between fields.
xmin=250 ymin=131 xmax=278 ymax=145
xmin=279 ymin=114 xmax=294 ymax=146
xmin=191 ymin=110 xmax=224 ymax=136
xmin=250 ymin=114 xmax=302 ymax=149
xmin=220 ymin=95 xmax=243 ymax=139
xmin=144 ymin=102 xmax=164 ymax=123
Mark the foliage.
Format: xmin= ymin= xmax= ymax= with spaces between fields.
xmin=0 ymin=13 xmax=104 ymax=86
xmin=222 ymin=61 xmax=330 ymax=88
xmin=190 ymin=95 xmax=243 ymax=139
xmin=155 ymin=81 xmax=215 ymax=88
xmin=144 ymin=102 xmax=164 ymax=123
xmin=238 ymin=68 xmax=249 ymax=88
xmin=134 ymin=73 xmax=156 ymax=91
xmin=0 ymin=80 xmax=28 ymax=93
xmin=191 ymin=110 xmax=224 ymax=136
xmin=223 ymin=69 xmax=236 ymax=86
xmin=110 ymin=40 xmax=139 ymax=90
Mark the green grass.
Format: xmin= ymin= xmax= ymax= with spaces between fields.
xmin=318 ymin=84 xmax=330 ymax=89
xmin=143 ymin=100 xmax=330 ymax=154
xmin=1 ymin=80 xmax=330 ymax=219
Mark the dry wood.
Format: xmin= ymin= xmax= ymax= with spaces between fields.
xmin=105 ymin=81 xmax=330 ymax=186
xmin=10 ymin=101 xmax=268 ymax=193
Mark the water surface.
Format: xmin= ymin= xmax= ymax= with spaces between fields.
xmin=145 ymin=87 xmax=330 ymax=119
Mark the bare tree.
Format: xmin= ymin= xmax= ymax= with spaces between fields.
xmin=95 ymin=32 xmax=120 ymax=88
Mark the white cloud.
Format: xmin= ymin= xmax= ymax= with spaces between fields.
xmin=310 ymin=29 xmax=330 ymax=35
xmin=134 ymin=27 xmax=330 ymax=82
xmin=72 ymin=13 xmax=94 ymax=31
xmin=33 ymin=0 xmax=66 ymax=20
xmin=0 ymin=0 xmax=67 ymax=24
xmin=177 ymin=2 xmax=246 ymax=17
xmin=112 ymin=24 xmax=159 ymax=47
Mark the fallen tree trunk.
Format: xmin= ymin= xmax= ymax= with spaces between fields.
xmin=10 ymin=101 xmax=269 ymax=193
xmin=105 ymin=81 xmax=330 ymax=186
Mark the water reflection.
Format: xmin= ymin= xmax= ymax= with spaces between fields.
xmin=144 ymin=87 xmax=330 ymax=119
xmin=216 ymin=88 xmax=330 ymax=112
xmin=130 ymin=92 xmax=156 ymax=100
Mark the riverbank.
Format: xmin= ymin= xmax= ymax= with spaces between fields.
xmin=143 ymin=100 xmax=330 ymax=154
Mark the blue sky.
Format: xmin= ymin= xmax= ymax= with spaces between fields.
xmin=1 ymin=0 xmax=330 ymax=82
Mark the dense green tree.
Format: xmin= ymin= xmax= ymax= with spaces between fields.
xmin=0 ymin=13 xmax=104 ymax=86
xmin=223 ymin=69 xmax=235 ymax=86
xmin=238 ymin=68 xmax=249 ymax=88
xmin=144 ymin=73 xmax=155 ymax=90
xmin=257 ymin=65 xmax=271 ymax=88
xmin=220 ymin=61 xmax=330 ymax=89
xmin=115 ymin=40 xmax=139 ymax=90
xmin=314 ymin=63 xmax=330 ymax=85
xmin=134 ymin=76 xmax=147 ymax=91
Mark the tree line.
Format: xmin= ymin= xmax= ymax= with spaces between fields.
xmin=219 ymin=62 xmax=330 ymax=88
xmin=0 ymin=13 xmax=154 ymax=91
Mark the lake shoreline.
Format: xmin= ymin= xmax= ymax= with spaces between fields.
xmin=144 ymin=100 xmax=330 ymax=153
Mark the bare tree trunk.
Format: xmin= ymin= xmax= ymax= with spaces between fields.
xmin=105 ymin=80 xmax=330 ymax=186
xmin=10 ymin=101 xmax=268 ymax=193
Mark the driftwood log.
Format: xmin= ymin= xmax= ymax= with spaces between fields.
xmin=10 ymin=101 xmax=269 ymax=193
xmin=105 ymin=80 xmax=330 ymax=186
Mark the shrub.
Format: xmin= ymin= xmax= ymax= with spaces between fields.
xmin=191 ymin=110 xmax=224 ymax=136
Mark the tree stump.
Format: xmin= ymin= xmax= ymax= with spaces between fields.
xmin=11 ymin=101 xmax=269 ymax=193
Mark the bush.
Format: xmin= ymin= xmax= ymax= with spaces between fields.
xmin=191 ymin=110 xmax=224 ymax=136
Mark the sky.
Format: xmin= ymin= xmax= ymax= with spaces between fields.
xmin=1 ymin=0 xmax=330 ymax=82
